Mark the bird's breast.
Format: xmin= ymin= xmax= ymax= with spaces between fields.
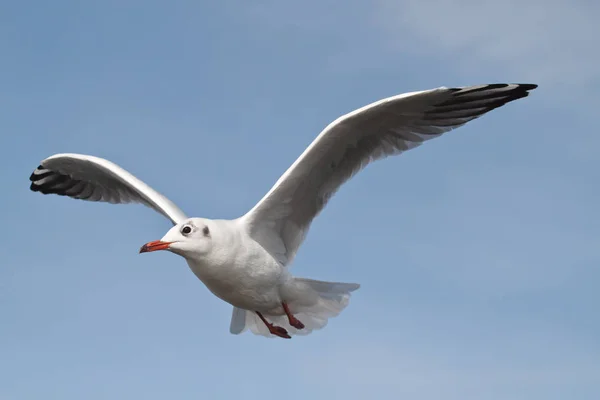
xmin=184 ymin=250 xmax=284 ymax=309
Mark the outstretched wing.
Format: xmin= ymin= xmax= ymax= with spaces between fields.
xmin=29 ymin=153 xmax=188 ymax=225
xmin=241 ymin=83 xmax=537 ymax=265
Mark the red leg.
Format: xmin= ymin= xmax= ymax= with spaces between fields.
xmin=255 ymin=311 xmax=291 ymax=339
xmin=282 ymin=302 xmax=305 ymax=329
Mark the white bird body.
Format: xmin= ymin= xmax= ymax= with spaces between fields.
xmin=181 ymin=218 xmax=289 ymax=313
xmin=157 ymin=217 xmax=355 ymax=336
xmin=29 ymin=83 xmax=537 ymax=338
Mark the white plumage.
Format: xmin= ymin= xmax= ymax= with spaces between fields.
xmin=29 ymin=83 xmax=537 ymax=338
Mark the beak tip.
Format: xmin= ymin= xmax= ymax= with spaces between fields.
xmin=138 ymin=240 xmax=171 ymax=254
xmin=139 ymin=243 xmax=150 ymax=254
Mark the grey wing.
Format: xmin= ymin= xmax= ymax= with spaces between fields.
xmin=241 ymin=83 xmax=537 ymax=265
xmin=29 ymin=153 xmax=188 ymax=225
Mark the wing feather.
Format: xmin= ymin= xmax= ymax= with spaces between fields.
xmin=29 ymin=153 xmax=187 ymax=225
xmin=241 ymin=83 xmax=537 ymax=265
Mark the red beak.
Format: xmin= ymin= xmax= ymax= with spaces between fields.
xmin=139 ymin=240 xmax=172 ymax=253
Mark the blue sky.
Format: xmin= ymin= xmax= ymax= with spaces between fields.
xmin=1 ymin=1 xmax=599 ymax=399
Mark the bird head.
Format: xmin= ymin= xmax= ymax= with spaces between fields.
xmin=139 ymin=218 xmax=214 ymax=258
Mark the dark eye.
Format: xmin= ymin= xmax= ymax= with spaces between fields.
xmin=181 ymin=225 xmax=192 ymax=235
xmin=202 ymin=226 xmax=210 ymax=236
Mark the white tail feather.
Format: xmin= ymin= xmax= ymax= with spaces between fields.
xmin=229 ymin=278 xmax=359 ymax=337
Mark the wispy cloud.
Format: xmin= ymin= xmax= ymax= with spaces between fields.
xmin=373 ymin=0 xmax=600 ymax=88
xmin=236 ymin=0 xmax=599 ymax=102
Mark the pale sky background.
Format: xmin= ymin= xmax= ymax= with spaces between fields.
xmin=2 ymin=1 xmax=599 ymax=399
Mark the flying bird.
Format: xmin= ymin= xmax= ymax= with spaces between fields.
xmin=29 ymin=83 xmax=537 ymax=338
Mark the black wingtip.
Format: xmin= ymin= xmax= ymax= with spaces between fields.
xmin=29 ymin=165 xmax=44 ymax=182
xmin=427 ymin=82 xmax=539 ymax=122
xmin=517 ymin=83 xmax=538 ymax=91
xmin=453 ymin=83 xmax=538 ymax=98
xmin=29 ymin=165 xmax=43 ymax=192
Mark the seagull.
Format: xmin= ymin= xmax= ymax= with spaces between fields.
xmin=29 ymin=83 xmax=537 ymax=338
